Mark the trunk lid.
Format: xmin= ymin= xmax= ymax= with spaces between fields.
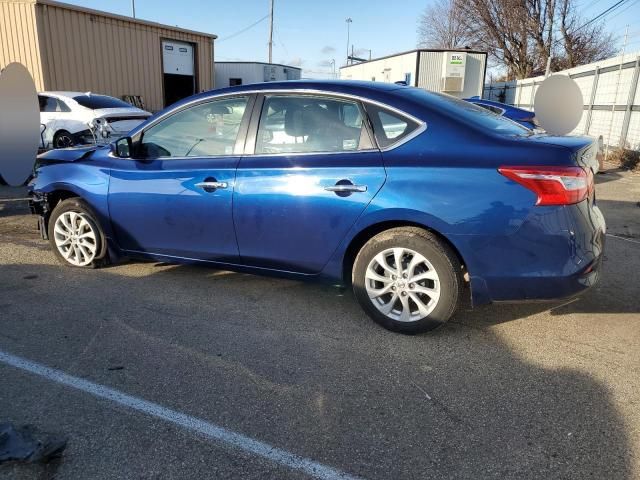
xmin=523 ymin=134 xmax=601 ymax=172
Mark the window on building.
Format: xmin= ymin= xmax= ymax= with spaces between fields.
xmin=255 ymin=95 xmax=371 ymax=154
xmin=365 ymin=104 xmax=420 ymax=148
xmin=229 ymin=78 xmax=243 ymax=86
xmin=138 ymin=96 xmax=249 ymax=158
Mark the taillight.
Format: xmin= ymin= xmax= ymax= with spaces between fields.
xmin=498 ymin=166 xmax=593 ymax=206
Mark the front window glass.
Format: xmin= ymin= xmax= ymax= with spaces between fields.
xmin=256 ymin=95 xmax=366 ymax=154
xmin=139 ymin=97 xmax=248 ymax=158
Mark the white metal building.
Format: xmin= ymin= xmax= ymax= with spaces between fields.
xmin=214 ymin=62 xmax=302 ymax=88
xmin=339 ymin=49 xmax=488 ymax=99
xmin=484 ymin=51 xmax=640 ymax=149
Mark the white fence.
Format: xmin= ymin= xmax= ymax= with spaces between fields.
xmin=483 ymin=51 xmax=640 ymax=150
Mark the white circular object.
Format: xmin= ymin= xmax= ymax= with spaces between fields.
xmin=534 ymin=74 xmax=584 ymax=136
xmin=0 ymin=63 xmax=40 ymax=186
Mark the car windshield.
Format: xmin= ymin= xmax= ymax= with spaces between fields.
xmin=398 ymin=88 xmax=531 ymax=136
xmin=73 ymin=94 xmax=134 ymax=110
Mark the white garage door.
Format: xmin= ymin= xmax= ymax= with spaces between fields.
xmin=162 ymin=40 xmax=194 ymax=76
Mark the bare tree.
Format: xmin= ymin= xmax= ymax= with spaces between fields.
xmin=418 ymin=0 xmax=618 ymax=80
xmin=555 ymin=0 xmax=617 ymax=70
xmin=417 ymin=0 xmax=473 ymax=49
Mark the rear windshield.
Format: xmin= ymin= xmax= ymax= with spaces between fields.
xmin=398 ymin=88 xmax=531 ymax=136
xmin=73 ymin=94 xmax=134 ymax=110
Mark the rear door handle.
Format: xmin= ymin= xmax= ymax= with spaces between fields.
xmin=195 ymin=180 xmax=228 ymax=192
xmin=325 ymin=180 xmax=368 ymax=198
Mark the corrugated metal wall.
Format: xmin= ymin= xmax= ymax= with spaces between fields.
xmin=33 ymin=1 xmax=214 ymax=112
xmin=340 ymin=52 xmax=418 ymax=83
xmin=214 ymin=63 xmax=302 ymax=88
xmin=484 ymin=52 xmax=640 ymax=150
xmin=0 ymin=1 xmax=44 ymax=89
xmin=417 ymin=51 xmax=486 ymax=98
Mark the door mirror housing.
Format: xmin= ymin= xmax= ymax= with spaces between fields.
xmin=114 ymin=137 xmax=132 ymax=158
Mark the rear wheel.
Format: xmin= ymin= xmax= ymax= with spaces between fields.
xmin=47 ymin=198 xmax=108 ymax=268
xmin=53 ymin=130 xmax=74 ymax=149
xmin=352 ymin=227 xmax=463 ymax=334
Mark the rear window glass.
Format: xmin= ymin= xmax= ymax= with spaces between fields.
xmin=398 ymin=88 xmax=530 ymax=136
xmin=73 ymin=94 xmax=134 ymax=109
xmin=365 ymin=104 xmax=420 ymax=148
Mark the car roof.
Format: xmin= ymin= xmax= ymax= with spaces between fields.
xmin=212 ymin=79 xmax=407 ymax=95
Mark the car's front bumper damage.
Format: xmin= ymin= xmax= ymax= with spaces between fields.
xmin=28 ymin=191 xmax=50 ymax=240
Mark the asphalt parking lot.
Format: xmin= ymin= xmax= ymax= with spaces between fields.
xmin=1 ymin=169 xmax=639 ymax=480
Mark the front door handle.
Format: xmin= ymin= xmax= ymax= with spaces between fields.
xmin=325 ymin=180 xmax=367 ymax=197
xmin=196 ymin=179 xmax=228 ymax=193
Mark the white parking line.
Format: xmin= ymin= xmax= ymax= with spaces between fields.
xmin=0 ymin=350 xmax=363 ymax=480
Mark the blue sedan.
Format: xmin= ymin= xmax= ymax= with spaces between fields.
xmin=28 ymin=81 xmax=605 ymax=333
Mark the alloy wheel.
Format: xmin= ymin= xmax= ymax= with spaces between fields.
xmin=365 ymin=247 xmax=441 ymax=322
xmin=55 ymin=134 xmax=74 ymax=148
xmin=53 ymin=211 xmax=97 ymax=266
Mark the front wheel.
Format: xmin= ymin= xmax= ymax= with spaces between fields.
xmin=47 ymin=198 xmax=108 ymax=268
xmin=352 ymin=227 xmax=463 ymax=334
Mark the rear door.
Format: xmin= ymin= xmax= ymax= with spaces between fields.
xmin=233 ymin=93 xmax=386 ymax=273
xmin=108 ymin=94 xmax=254 ymax=262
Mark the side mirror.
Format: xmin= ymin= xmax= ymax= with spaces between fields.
xmin=114 ymin=137 xmax=132 ymax=158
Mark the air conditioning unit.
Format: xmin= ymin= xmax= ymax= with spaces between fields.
xmin=442 ymin=76 xmax=464 ymax=92
xmin=441 ymin=52 xmax=466 ymax=93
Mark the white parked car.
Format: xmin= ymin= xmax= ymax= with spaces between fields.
xmin=39 ymin=92 xmax=151 ymax=149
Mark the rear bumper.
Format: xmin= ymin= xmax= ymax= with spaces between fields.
xmin=455 ymin=202 xmax=606 ymax=305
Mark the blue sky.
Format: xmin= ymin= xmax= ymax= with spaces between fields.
xmin=62 ymin=0 xmax=639 ymax=78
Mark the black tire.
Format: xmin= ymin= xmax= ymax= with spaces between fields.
xmin=53 ymin=130 xmax=75 ymax=149
xmin=352 ymin=227 xmax=463 ymax=334
xmin=47 ymin=198 xmax=109 ymax=268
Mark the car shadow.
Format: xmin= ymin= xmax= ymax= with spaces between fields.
xmin=0 ymin=259 xmax=633 ymax=479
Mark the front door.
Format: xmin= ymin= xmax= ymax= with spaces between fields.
xmin=108 ymin=95 xmax=252 ymax=262
xmin=233 ymin=94 xmax=386 ymax=273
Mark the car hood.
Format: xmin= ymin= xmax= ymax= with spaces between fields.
xmin=37 ymin=144 xmax=106 ymax=164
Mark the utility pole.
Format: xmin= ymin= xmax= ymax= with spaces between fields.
xmin=545 ymin=56 xmax=552 ymax=77
xmin=268 ymin=0 xmax=274 ymax=64
xmin=605 ymin=24 xmax=628 ymax=160
xmin=345 ymin=18 xmax=352 ymax=65
xmin=131 ymin=0 xmax=136 ymax=18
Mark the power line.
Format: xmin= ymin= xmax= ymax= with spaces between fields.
xmin=577 ymin=0 xmax=630 ymax=31
xmin=606 ymin=0 xmax=640 ymax=20
xmin=217 ymin=14 xmax=270 ymax=43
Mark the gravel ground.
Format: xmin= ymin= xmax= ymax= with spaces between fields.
xmin=0 ymin=170 xmax=638 ymax=480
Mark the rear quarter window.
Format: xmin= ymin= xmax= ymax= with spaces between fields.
xmin=365 ymin=104 xmax=421 ymax=148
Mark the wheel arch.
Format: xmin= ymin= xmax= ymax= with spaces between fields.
xmin=342 ymin=220 xmax=469 ymax=289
